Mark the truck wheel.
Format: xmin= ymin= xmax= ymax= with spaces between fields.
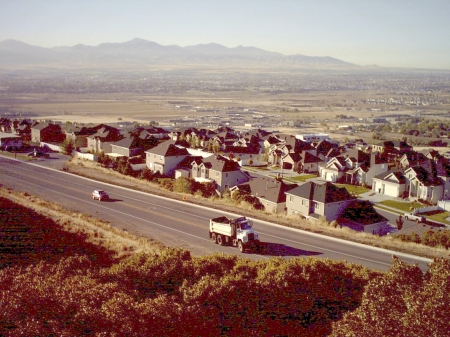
xmin=415 ymin=219 xmax=419 ymax=223
xmin=217 ymin=235 xmax=224 ymax=246
xmin=238 ymin=241 xmax=245 ymax=253
xmin=211 ymin=233 xmax=217 ymax=244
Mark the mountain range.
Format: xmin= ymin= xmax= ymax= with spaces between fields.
xmin=0 ymin=38 xmax=358 ymax=69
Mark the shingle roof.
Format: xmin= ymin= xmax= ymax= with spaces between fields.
xmin=202 ymin=155 xmax=241 ymax=172
xmin=242 ymin=176 xmax=296 ymax=203
xmin=147 ymin=140 xmax=189 ymax=157
xmin=286 ymin=181 xmax=353 ymax=203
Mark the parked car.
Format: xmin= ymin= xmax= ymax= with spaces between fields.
xmin=403 ymin=212 xmax=425 ymax=223
xmin=27 ymin=151 xmax=49 ymax=158
xmin=92 ymin=190 xmax=109 ymax=201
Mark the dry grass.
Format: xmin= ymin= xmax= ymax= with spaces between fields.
xmin=65 ymin=158 xmax=450 ymax=260
xmin=0 ymin=186 xmax=165 ymax=258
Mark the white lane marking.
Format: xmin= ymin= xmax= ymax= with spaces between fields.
xmin=4 ymin=175 xmax=267 ymax=257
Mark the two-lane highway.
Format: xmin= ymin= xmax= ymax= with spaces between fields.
xmin=0 ymin=156 xmax=432 ymax=272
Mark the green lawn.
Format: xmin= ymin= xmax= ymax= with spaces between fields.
xmin=290 ymin=174 xmax=317 ymax=182
xmin=335 ymin=184 xmax=371 ymax=196
xmin=378 ymin=200 xmax=424 ymax=212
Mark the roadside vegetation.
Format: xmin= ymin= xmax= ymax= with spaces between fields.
xmin=1 ymin=187 xmax=449 ymax=336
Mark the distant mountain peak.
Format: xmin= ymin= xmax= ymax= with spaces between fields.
xmin=0 ymin=38 xmax=358 ymax=69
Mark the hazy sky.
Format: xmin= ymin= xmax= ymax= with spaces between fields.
xmin=2 ymin=0 xmax=450 ymax=69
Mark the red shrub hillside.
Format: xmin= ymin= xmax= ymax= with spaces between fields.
xmin=1 ymin=195 xmax=449 ymax=336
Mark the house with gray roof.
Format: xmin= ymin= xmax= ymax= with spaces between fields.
xmin=285 ymin=181 xmax=355 ymax=221
xmin=86 ymin=125 xmax=123 ymax=153
xmin=110 ymin=136 xmax=143 ymax=157
xmin=372 ymin=170 xmax=407 ymax=198
xmin=189 ymin=154 xmax=250 ymax=194
xmin=31 ymin=122 xmax=65 ymax=144
xmin=145 ymin=139 xmax=190 ymax=176
xmin=232 ymin=176 xmax=297 ymax=214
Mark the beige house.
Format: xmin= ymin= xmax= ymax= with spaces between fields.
xmin=232 ymin=176 xmax=296 ymax=214
xmin=285 ymin=181 xmax=355 ymax=221
xmin=190 ymin=155 xmax=250 ymax=194
xmin=404 ymin=166 xmax=443 ymax=204
xmin=145 ymin=140 xmax=190 ymax=176
xmin=372 ymin=170 xmax=407 ymax=198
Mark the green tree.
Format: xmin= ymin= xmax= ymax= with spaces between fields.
xmin=60 ymin=138 xmax=75 ymax=155
xmin=173 ymin=177 xmax=194 ymax=194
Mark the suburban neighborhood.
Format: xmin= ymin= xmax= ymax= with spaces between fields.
xmin=2 ymin=116 xmax=450 ymax=237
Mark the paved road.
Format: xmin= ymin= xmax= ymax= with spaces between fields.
xmin=0 ymin=155 xmax=433 ymax=272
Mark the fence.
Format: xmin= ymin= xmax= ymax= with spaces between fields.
xmin=40 ymin=142 xmax=62 ymax=152
xmin=438 ymin=200 xmax=450 ymax=212
xmin=74 ymin=151 xmax=98 ymax=162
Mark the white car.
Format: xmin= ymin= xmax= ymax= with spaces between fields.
xmin=92 ymin=190 xmax=109 ymax=201
xmin=403 ymin=212 xmax=425 ymax=223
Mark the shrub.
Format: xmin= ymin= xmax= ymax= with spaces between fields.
xmin=173 ymin=177 xmax=194 ymax=194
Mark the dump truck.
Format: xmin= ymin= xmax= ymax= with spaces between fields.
xmin=209 ymin=215 xmax=260 ymax=253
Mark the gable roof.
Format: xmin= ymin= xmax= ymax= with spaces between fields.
xmin=286 ymin=181 xmax=354 ymax=203
xmin=201 ymin=155 xmax=241 ymax=172
xmin=241 ymin=176 xmax=296 ymax=204
xmin=112 ymin=136 xmax=142 ymax=149
xmin=146 ymin=140 xmax=189 ymax=157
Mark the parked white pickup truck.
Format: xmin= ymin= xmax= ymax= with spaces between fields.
xmin=403 ymin=212 xmax=425 ymax=223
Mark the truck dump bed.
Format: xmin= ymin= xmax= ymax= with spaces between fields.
xmin=210 ymin=216 xmax=231 ymax=224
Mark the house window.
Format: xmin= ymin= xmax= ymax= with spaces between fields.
xmin=201 ymin=169 xmax=204 ymax=173
xmin=289 ymin=195 xmax=293 ymax=202
xmin=216 ymin=172 xmax=219 ymax=177
xmin=315 ymin=203 xmax=320 ymax=209
xmin=226 ymin=173 xmax=228 ymax=178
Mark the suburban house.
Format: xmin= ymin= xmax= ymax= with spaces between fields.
xmin=344 ymin=152 xmax=389 ymax=186
xmin=285 ymin=181 xmax=355 ymax=221
xmin=188 ymin=154 xmax=250 ymax=194
xmin=314 ymin=139 xmax=339 ymax=161
xmin=371 ymin=140 xmax=413 ymax=155
xmin=145 ymin=139 xmax=190 ymax=176
xmin=222 ymin=146 xmax=263 ymax=166
xmin=65 ymin=126 xmax=97 ymax=149
xmin=0 ymin=132 xmax=23 ymax=150
xmin=403 ymin=164 xmax=444 ymax=204
xmin=86 ymin=125 xmax=123 ymax=153
xmin=0 ymin=118 xmax=12 ymax=133
xmin=110 ymin=136 xmax=144 ymax=158
xmin=319 ymin=156 xmax=349 ymax=182
xmin=399 ymin=151 xmax=427 ymax=169
xmin=372 ymin=170 xmax=407 ymax=198
xmin=373 ymin=156 xmax=450 ymax=204
xmin=281 ymin=151 xmax=320 ymax=173
xmin=31 ymin=122 xmax=65 ymax=144
xmin=232 ymin=176 xmax=296 ymax=214
xmin=12 ymin=119 xmax=33 ymax=141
